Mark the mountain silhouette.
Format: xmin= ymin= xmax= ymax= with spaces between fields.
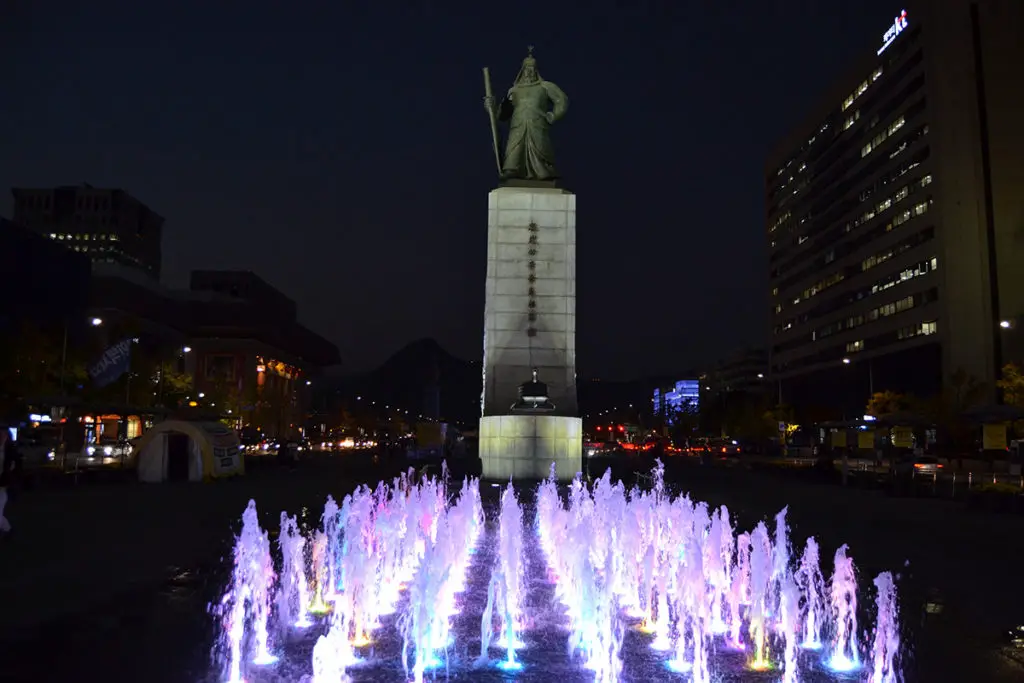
xmin=327 ymin=338 xmax=481 ymax=427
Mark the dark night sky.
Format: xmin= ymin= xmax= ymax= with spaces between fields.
xmin=1 ymin=0 xmax=899 ymax=378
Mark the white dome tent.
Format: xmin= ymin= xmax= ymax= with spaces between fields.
xmin=135 ymin=420 xmax=244 ymax=482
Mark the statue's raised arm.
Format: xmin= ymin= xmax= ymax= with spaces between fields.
xmin=481 ymin=47 xmax=568 ymax=184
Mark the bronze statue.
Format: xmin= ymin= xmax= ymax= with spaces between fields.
xmin=483 ymin=47 xmax=568 ymax=183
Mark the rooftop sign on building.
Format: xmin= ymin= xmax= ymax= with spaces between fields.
xmin=877 ymin=10 xmax=909 ymax=55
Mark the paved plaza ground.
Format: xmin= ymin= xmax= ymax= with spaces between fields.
xmin=0 ymin=455 xmax=1021 ymax=681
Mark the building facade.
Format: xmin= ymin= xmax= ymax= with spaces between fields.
xmin=12 ymin=184 xmax=164 ymax=278
xmin=766 ymin=1 xmax=1024 ymax=414
xmin=700 ymin=348 xmax=770 ymax=399
xmin=184 ymin=271 xmax=340 ymax=436
xmin=85 ymin=267 xmax=339 ymax=436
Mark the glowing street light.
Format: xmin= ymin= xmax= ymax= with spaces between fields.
xmin=1000 ymin=320 xmax=1012 ymax=329
xmin=182 ymin=346 xmax=192 ymax=353
xmin=90 ymin=317 xmax=103 ymax=326
xmin=842 ymin=358 xmax=851 ymax=365
xmin=757 ymin=373 xmax=765 ymax=378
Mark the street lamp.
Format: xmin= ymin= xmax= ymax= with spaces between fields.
xmin=182 ymin=345 xmax=192 ymax=353
xmin=90 ymin=317 xmax=103 ymax=326
xmin=842 ymin=357 xmax=851 ymax=365
xmin=757 ymin=373 xmax=764 ymax=379
xmin=1000 ymin=320 xmax=1013 ymax=329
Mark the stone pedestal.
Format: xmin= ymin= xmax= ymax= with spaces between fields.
xmin=480 ymin=185 xmax=581 ymax=482
xmin=479 ymin=415 xmax=581 ymax=482
xmin=482 ymin=186 xmax=577 ymax=415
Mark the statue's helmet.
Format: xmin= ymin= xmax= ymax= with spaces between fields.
xmin=514 ymin=46 xmax=541 ymax=85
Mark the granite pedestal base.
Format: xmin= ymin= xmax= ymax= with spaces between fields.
xmin=479 ymin=415 xmax=581 ymax=483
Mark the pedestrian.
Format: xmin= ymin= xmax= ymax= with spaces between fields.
xmin=0 ymin=426 xmax=13 ymax=534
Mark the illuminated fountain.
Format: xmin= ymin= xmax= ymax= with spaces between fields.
xmin=338 ymin=485 xmax=380 ymax=645
xmin=399 ymin=476 xmax=482 ymax=682
xmin=207 ymin=459 xmax=907 ymax=682
xmin=537 ymin=467 xmax=624 ymax=682
xmin=706 ymin=506 xmax=733 ymax=636
xmin=276 ymin=512 xmax=312 ymax=629
xmin=728 ymin=530 xmax=751 ymax=648
xmin=869 ymin=571 xmax=901 ymax=683
xmin=308 ymin=531 xmax=331 ymax=616
xmin=748 ymin=521 xmax=773 ymax=670
xmin=494 ymin=483 xmax=525 ymax=669
xmin=797 ymin=537 xmax=826 ymax=649
xmin=311 ymin=607 xmax=355 ymax=682
xmin=771 ymin=506 xmax=792 ymax=624
xmin=668 ymin=534 xmax=710 ymax=682
xmin=476 ymin=570 xmax=498 ymax=665
xmin=828 ymin=544 xmax=861 ymax=673
xmin=321 ymin=495 xmax=341 ymax=600
xmin=214 ymin=500 xmax=277 ymax=683
xmin=779 ymin=571 xmax=801 ymax=683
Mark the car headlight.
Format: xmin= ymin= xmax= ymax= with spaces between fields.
xmin=47 ymin=450 xmax=55 ymax=460
xmin=104 ymin=446 xmax=113 ymax=456
xmin=87 ymin=446 xmax=96 ymax=455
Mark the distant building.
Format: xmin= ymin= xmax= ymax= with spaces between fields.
xmin=86 ymin=266 xmax=339 ymax=436
xmin=652 ymin=379 xmax=700 ymax=420
xmin=766 ymin=1 xmax=1024 ymax=414
xmin=0 ymin=217 xmax=91 ymax=330
xmin=12 ymin=184 xmax=164 ymax=278
xmin=189 ymin=270 xmax=298 ymax=322
xmin=185 ymin=271 xmax=340 ymax=436
xmin=701 ymin=348 xmax=769 ymax=398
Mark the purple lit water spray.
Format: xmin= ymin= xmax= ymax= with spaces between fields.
xmin=797 ymin=537 xmax=825 ymax=649
xmin=495 ymin=482 xmax=525 ymax=669
xmin=828 ymin=544 xmax=860 ymax=672
xmin=216 ymin=500 xmax=277 ymax=683
xmin=276 ymin=512 xmax=311 ymax=629
xmin=870 ymin=571 xmax=901 ymax=682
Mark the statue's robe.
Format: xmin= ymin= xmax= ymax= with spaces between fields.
xmin=499 ymin=79 xmax=568 ymax=181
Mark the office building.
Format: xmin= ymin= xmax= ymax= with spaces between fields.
xmin=653 ymin=379 xmax=700 ymax=420
xmin=766 ymin=1 xmax=1024 ymax=413
xmin=12 ymin=184 xmax=164 ymax=278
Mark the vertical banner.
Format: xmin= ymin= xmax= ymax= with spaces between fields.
xmin=832 ymin=430 xmax=847 ymax=448
xmin=857 ymin=429 xmax=875 ymax=450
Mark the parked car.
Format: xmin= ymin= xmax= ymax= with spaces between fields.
xmin=894 ymin=455 xmax=943 ymax=477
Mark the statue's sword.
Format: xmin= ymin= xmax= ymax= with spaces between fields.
xmin=482 ymin=67 xmax=502 ymax=175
